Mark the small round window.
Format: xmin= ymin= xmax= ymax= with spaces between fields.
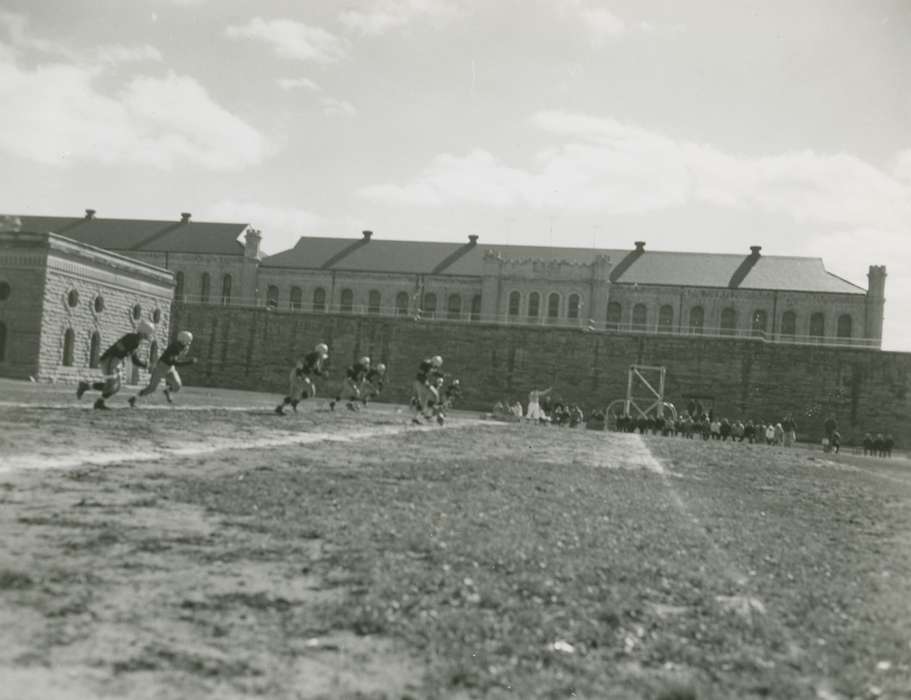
xmin=67 ymin=289 xmax=80 ymax=308
xmin=131 ymin=304 xmax=142 ymax=320
xmin=94 ymin=295 xmax=105 ymax=313
xmin=152 ymin=308 xmax=162 ymax=323
xmin=0 ymin=281 xmax=10 ymax=301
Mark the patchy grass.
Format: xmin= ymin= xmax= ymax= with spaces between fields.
xmin=1 ymin=380 xmax=909 ymax=699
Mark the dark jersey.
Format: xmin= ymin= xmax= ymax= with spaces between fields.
xmin=416 ymin=359 xmax=442 ymax=383
xmin=365 ymin=368 xmax=385 ymax=389
xmin=296 ymin=351 xmax=328 ymax=377
xmin=100 ymin=333 xmax=147 ymax=368
xmin=159 ymin=341 xmax=193 ymax=367
xmin=345 ymin=362 xmax=370 ymax=382
xmin=444 ymin=383 xmax=462 ymax=400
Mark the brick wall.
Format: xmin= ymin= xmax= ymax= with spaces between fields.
xmin=172 ymin=303 xmax=910 ymax=444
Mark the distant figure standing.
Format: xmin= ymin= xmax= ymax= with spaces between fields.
xmin=782 ymin=414 xmax=797 ymax=447
xmin=526 ymin=387 xmax=551 ymax=422
xmin=823 ymin=414 xmax=838 ymax=452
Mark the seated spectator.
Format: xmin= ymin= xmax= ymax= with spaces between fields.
xmin=511 ymin=401 xmax=524 ymax=417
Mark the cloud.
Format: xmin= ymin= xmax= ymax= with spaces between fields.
xmin=0 ymin=56 xmax=268 ymax=170
xmin=94 ymin=44 xmax=163 ymax=65
xmin=319 ymin=96 xmax=356 ymax=117
xmin=276 ymin=76 xmax=321 ymax=91
xmin=578 ymin=6 xmax=626 ymax=41
xmin=338 ymin=0 xmax=460 ymax=36
xmin=894 ymin=149 xmax=911 ymax=183
xmin=361 ymin=110 xmax=911 ymax=233
xmin=202 ymin=200 xmax=325 ymax=253
xmin=225 ymin=17 xmax=347 ymax=63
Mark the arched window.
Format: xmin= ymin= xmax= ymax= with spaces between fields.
xmin=837 ymin=314 xmax=852 ymax=339
xmin=658 ymin=305 xmax=674 ymax=333
xmin=94 ymin=295 xmax=105 ymax=313
xmin=751 ymin=309 xmax=768 ymax=337
xmin=447 ymin=293 xmax=462 ymax=320
xmin=568 ymin=294 xmax=580 ymax=320
xmin=89 ymin=331 xmax=101 ymax=368
xmin=132 ymin=304 xmax=142 ymax=321
xmin=266 ymin=285 xmax=279 ymax=309
xmin=174 ymin=271 xmax=184 ymax=301
xmin=340 ymin=288 xmax=354 ymax=313
xmin=781 ymin=310 xmax=797 ymax=336
xmin=470 ymin=294 xmax=482 ymax=321
xmin=689 ymin=306 xmax=704 ymax=334
xmin=221 ymin=274 xmax=232 ymax=305
xmin=290 ymin=286 xmax=302 ymax=310
xmin=632 ymin=303 xmax=648 ymax=332
xmin=200 ymin=272 xmax=210 ymax=303
xmin=810 ymin=312 xmax=825 ymax=339
xmin=152 ymin=309 xmax=161 ymax=324
xmin=0 ymin=281 xmax=10 ymax=301
xmin=423 ymin=293 xmax=437 ymax=318
xmin=313 ymin=287 xmax=326 ymax=312
xmin=606 ymin=302 xmax=622 ymax=330
xmin=527 ymin=292 xmax=540 ymax=320
xmin=149 ymin=341 xmax=159 ymax=366
xmin=67 ymin=289 xmax=79 ymax=308
xmin=0 ymin=321 xmax=6 ymax=362
xmin=547 ymin=293 xmax=560 ymax=322
xmin=368 ymin=290 xmax=381 ymax=314
xmin=396 ymin=291 xmax=410 ymax=316
xmin=62 ymin=328 xmax=75 ymax=367
xmin=720 ymin=307 xmax=737 ymax=336
xmin=508 ymin=291 xmax=521 ymax=317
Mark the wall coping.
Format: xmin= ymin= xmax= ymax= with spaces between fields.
xmin=0 ymin=230 xmax=175 ymax=288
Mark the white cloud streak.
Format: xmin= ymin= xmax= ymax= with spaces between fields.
xmin=361 ymin=110 xmax=911 ymax=234
xmin=276 ymin=76 xmax=321 ymax=91
xmin=320 ymin=96 xmax=357 ymax=117
xmin=338 ymin=0 xmax=460 ymax=36
xmin=0 ymin=59 xmax=268 ymax=170
xmin=225 ymin=17 xmax=347 ymax=63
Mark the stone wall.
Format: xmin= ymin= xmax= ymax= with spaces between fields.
xmin=171 ymin=303 xmax=910 ymax=444
xmin=0 ymin=231 xmax=174 ymax=382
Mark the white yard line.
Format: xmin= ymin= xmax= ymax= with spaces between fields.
xmin=619 ymin=434 xmax=822 ymax=681
xmin=0 ymin=419 xmax=497 ymax=474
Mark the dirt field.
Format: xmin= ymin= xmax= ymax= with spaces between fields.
xmin=1 ymin=378 xmax=910 ymax=700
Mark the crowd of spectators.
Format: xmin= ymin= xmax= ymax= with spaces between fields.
xmin=862 ymin=432 xmax=895 ymax=457
xmin=492 ymin=391 xmax=586 ymax=427
xmin=613 ymin=410 xmax=799 ymax=446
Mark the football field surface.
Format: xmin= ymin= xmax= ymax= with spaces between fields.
xmin=0 ymin=378 xmax=909 ymax=699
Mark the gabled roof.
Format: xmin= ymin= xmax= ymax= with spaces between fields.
xmin=15 ymin=214 xmax=248 ymax=256
xmin=261 ymin=235 xmax=866 ymax=295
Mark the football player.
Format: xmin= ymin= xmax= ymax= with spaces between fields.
xmin=76 ymin=320 xmax=156 ymax=410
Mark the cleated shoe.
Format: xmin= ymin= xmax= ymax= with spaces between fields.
xmin=93 ymin=399 xmax=110 ymax=410
xmin=76 ymin=381 xmax=89 ymax=399
xmin=346 ymin=401 xmax=358 ymax=412
xmin=275 ymin=405 xmax=285 ymax=415
xmin=291 ymin=400 xmax=299 ymax=413
xmin=128 ymin=397 xmax=137 ymax=408
xmin=411 ymin=417 xmax=423 ymax=425
xmin=329 ymin=401 xmax=336 ymax=411
xmin=436 ymin=414 xmax=445 ymax=426
xmin=163 ymin=388 xmax=173 ymax=404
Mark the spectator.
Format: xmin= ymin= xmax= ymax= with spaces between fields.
xmin=774 ymin=422 xmax=784 ymax=446
xmin=863 ymin=432 xmax=873 ymax=455
xmin=884 ymin=434 xmax=894 ymax=457
xmin=782 ymin=414 xmax=797 ymax=447
xmin=764 ymin=423 xmax=776 ymax=445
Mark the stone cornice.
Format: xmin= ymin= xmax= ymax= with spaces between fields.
xmin=0 ymin=231 xmax=175 ymax=287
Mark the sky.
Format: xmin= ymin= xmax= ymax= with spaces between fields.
xmin=1 ymin=0 xmax=909 ymax=349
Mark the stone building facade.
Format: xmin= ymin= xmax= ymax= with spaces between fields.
xmin=14 ymin=211 xmax=886 ymax=348
xmin=0 ymin=226 xmax=174 ymax=382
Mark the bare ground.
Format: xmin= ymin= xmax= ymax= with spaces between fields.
xmin=0 ymin=378 xmax=909 ymax=699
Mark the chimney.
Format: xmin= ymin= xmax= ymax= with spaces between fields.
xmin=362 ymin=230 xmax=373 ymax=241
xmin=468 ymin=234 xmax=478 ymax=244
xmin=180 ymin=212 xmax=192 ymax=223
xmin=750 ymin=245 xmax=762 ymax=256
xmin=84 ymin=209 xmax=96 ymax=220
xmin=634 ymin=241 xmax=645 ymax=252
